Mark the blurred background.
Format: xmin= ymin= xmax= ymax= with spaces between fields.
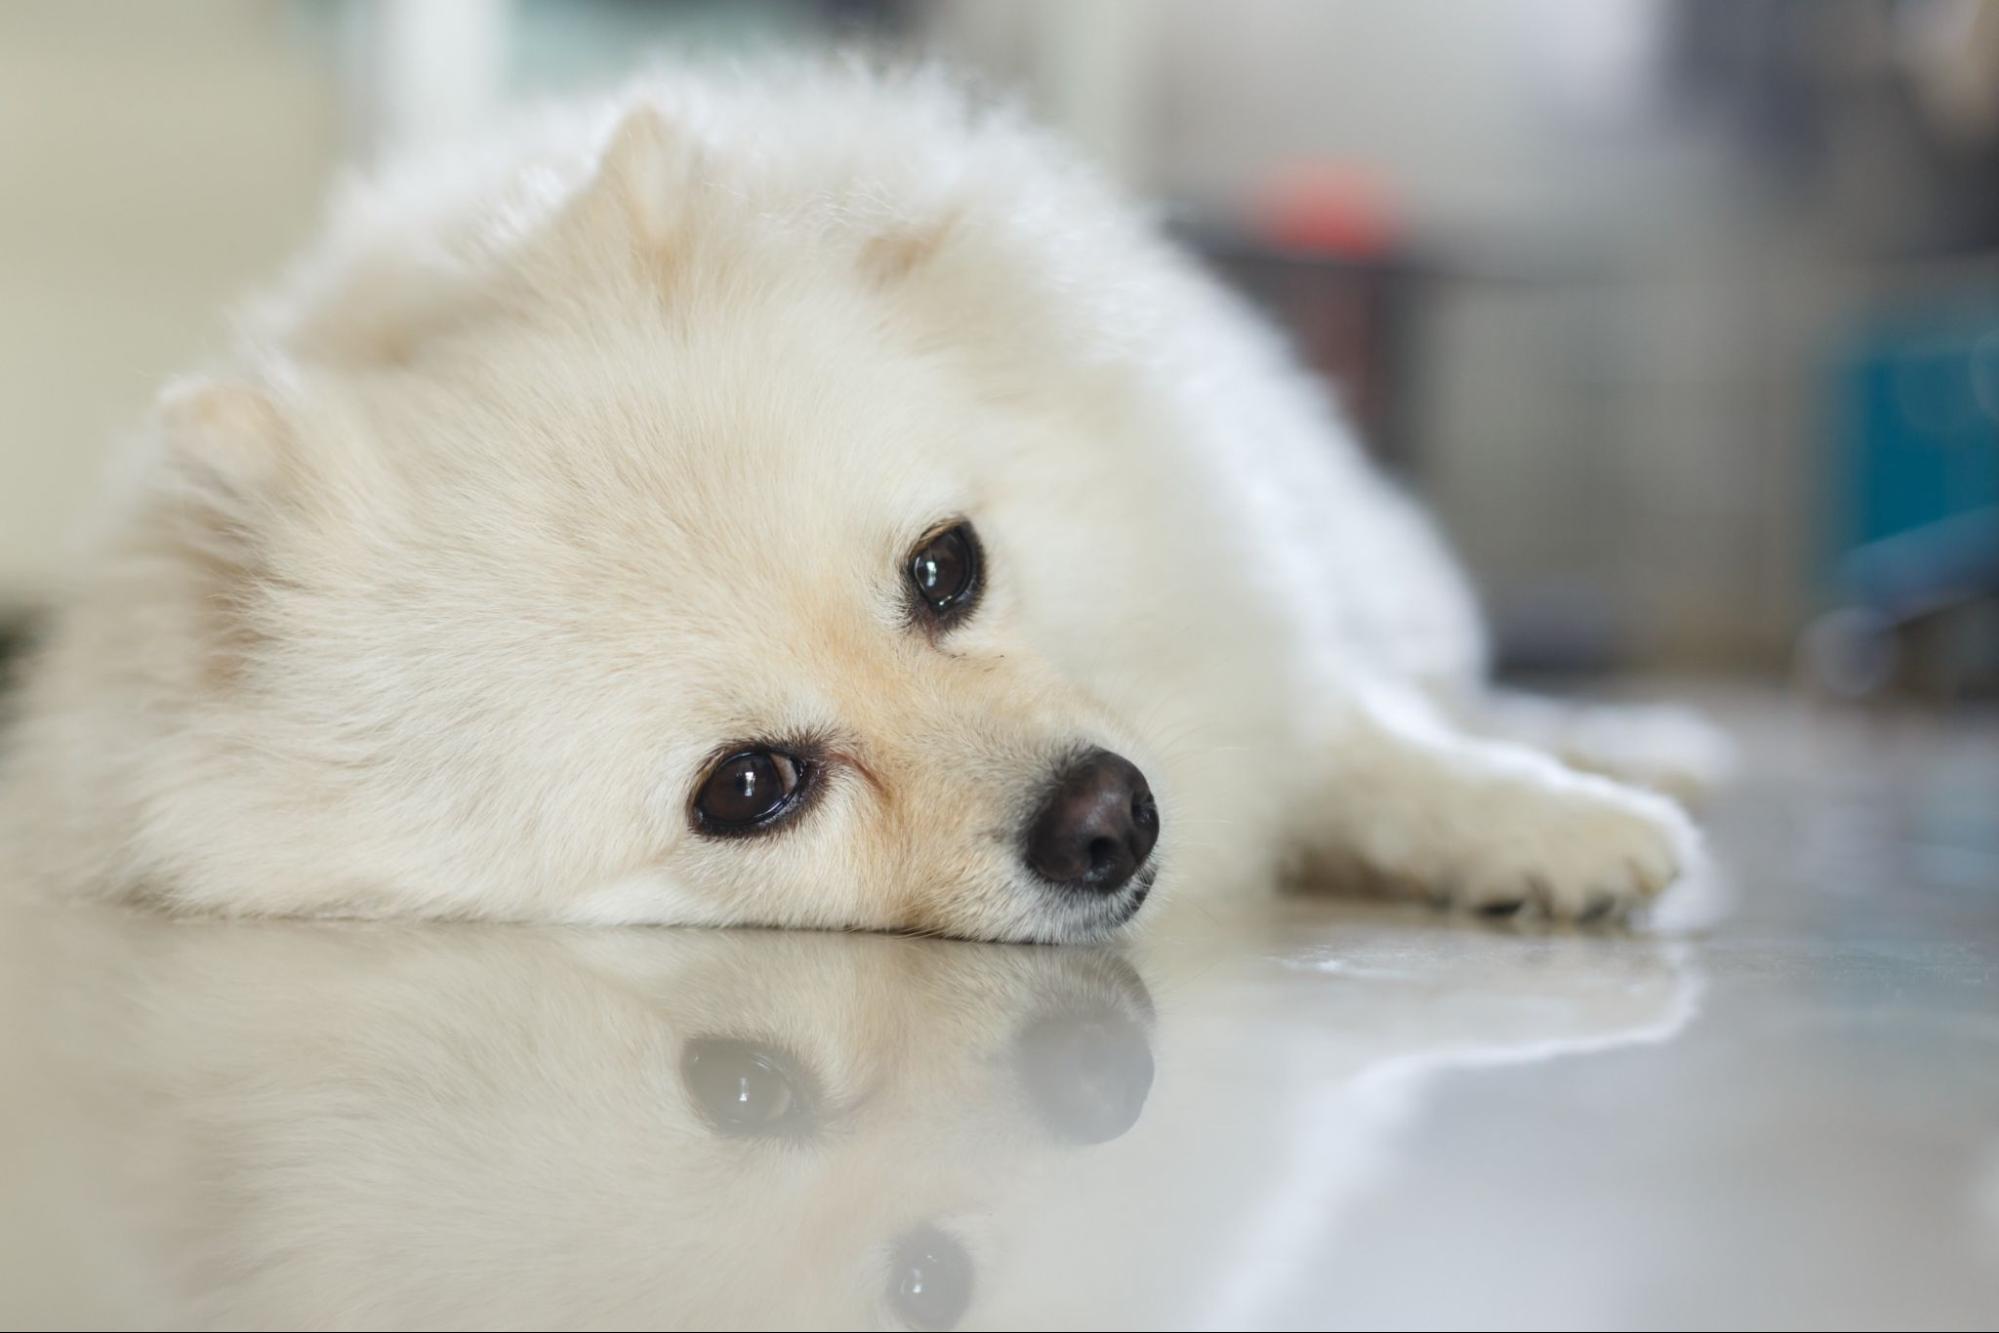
xmin=3 ymin=0 xmax=1996 ymax=699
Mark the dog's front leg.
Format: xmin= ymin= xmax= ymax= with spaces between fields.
xmin=1301 ymin=682 xmax=1702 ymax=921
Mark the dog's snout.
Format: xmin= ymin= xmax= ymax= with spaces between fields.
xmin=1025 ymin=749 xmax=1159 ymax=892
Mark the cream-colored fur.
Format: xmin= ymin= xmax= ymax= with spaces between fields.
xmin=0 ymin=62 xmax=1714 ymax=941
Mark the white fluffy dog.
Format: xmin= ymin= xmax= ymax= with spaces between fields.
xmin=0 ymin=64 xmax=1716 ymax=942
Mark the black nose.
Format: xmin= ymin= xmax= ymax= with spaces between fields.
xmin=1024 ymin=749 xmax=1159 ymax=891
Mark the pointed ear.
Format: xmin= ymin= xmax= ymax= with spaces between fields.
xmin=859 ymin=210 xmax=961 ymax=288
xmin=151 ymin=378 xmax=297 ymax=587
xmin=155 ymin=379 xmax=291 ymax=517
xmin=561 ymin=103 xmax=699 ymax=254
xmin=147 ymin=380 xmax=294 ymax=686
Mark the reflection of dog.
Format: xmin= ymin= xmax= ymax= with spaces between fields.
xmin=1 ymin=911 xmax=1156 ymax=1330
xmin=0 ymin=905 xmax=1694 ymax=1330
xmin=0 ymin=65 xmax=1719 ymax=941
xmin=978 ymin=906 xmax=1703 ymax=1330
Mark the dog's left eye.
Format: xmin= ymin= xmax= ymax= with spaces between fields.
xmin=908 ymin=521 xmax=982 ymax=626
xmin=692 ymin=748 xmax=812 ymax=835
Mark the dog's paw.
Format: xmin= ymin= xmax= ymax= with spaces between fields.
xmin=1441 ymin=777 xmax=1695 ymax=923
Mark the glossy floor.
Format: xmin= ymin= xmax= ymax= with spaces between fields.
xmin=3 ymin=692 xmax=1995 ymax=1330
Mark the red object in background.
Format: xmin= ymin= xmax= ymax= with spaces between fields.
xmin=1252 ymin=162 xmax=1403 ymax=259
xmin=1199 ymin=162 xmax=1411 ymax=469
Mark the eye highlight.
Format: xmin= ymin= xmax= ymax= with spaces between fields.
xmin=692 ymin=748 xmax=814 ymax=836
xmin=907 ymin=521 xmax=982 ymax=627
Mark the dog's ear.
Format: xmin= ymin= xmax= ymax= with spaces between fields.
xmin=148 ymin=380 xmax=296 ymax=683
xmin=155 ymin=379 xmax=292 ymax=529
xmin=561 ymin=103 xmax=701 ymax=256
xmin=859 ymin=210 xmax=961 ymax=288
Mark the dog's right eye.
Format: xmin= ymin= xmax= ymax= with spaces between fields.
xmin=692 ymin=748 xmax=813 ymax=835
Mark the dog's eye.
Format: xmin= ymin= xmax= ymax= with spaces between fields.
xmin=692 ymin=749 xmax=811 ymax=834
xmin=907 ymin=522 xmax=982 ymax=625
xmin=885 ymin=1225 xmax=974 ymax=1332
xmin=681 ymin=1037 xmax=823 ymax=1139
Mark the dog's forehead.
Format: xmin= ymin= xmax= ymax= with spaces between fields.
xmin=342 ymin=274 xmax=959 ymax=503
xmin=532 ymin=319 xmax=973 ymax=603
xmin=292 ymin=302 xmax=979 ymax=693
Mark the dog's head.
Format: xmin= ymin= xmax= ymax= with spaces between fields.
xmin=81 ymin=95 xmax=1216 ymax=941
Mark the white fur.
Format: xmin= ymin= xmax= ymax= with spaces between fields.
xmin=0 ymin=61 xmax=1715 ymax=940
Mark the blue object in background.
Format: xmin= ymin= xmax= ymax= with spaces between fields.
xmin=1830 ymin=306 xmax=1999 ymax=617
